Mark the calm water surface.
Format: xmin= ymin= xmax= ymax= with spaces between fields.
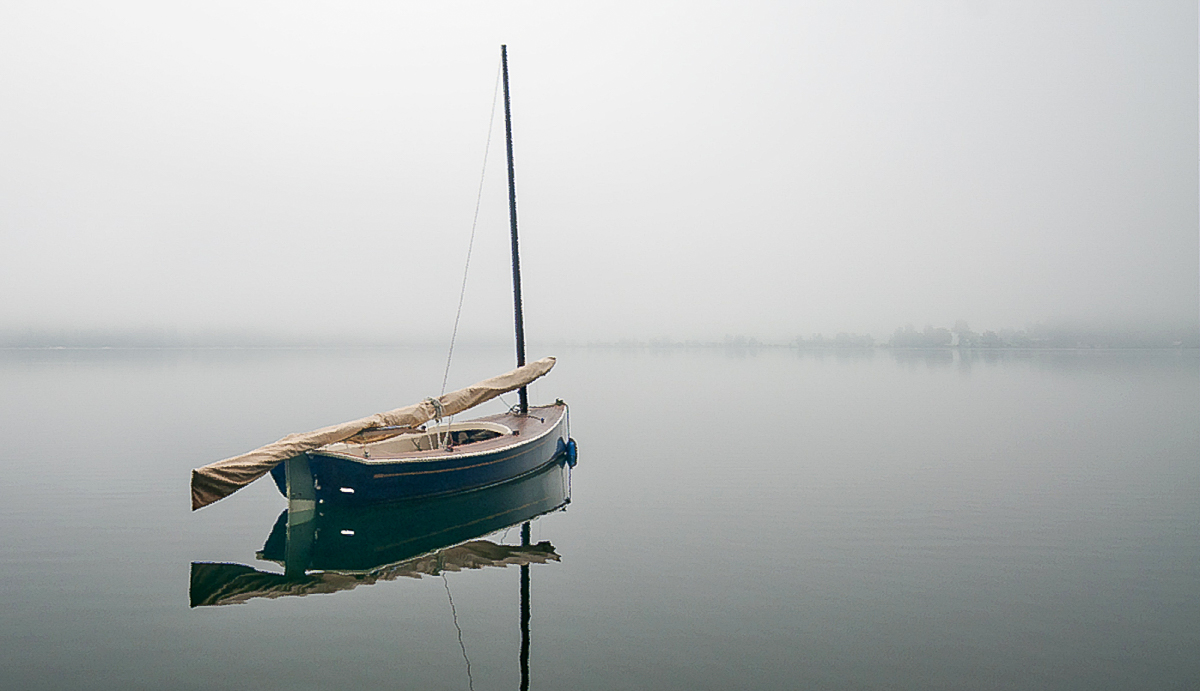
xmin=0 ymin=346 xmax=1196 ymax=690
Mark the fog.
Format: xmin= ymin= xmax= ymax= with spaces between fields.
xmin=1 ymin=1 xmax=1196 ymax=345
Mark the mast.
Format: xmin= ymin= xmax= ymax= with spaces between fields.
xmin=501 ymin=44 xmax=529 ymax=415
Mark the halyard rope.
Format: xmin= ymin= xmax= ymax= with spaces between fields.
xmin=440 ymin=58 xmax=503 ymax=400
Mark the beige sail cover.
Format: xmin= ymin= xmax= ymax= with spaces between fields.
xmin=190 ymin=356 xmax=555 ymax=510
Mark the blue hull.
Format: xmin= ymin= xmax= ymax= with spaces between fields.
xmin=261 ymin=459 xmax=571 ymax=573
xmin=270 ymin=404 xmax=571 ymax=508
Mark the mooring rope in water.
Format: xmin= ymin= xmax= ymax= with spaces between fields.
xmin=442 ymin=572 xmax=475 ymax=691
xmin=440 ymin=57 xmax=504 ymax=399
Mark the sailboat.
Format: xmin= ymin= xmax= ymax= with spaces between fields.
xmin=190 ymin=45 xmax=576 ymax=512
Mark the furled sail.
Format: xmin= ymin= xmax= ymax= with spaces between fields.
xmin=190 ymin=356 xmax=556 ymax=510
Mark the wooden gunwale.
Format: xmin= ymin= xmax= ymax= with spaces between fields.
xmin=310 ymin=404 xmax=565 ymax=466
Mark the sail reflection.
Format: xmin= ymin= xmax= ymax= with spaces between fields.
xmin=190 ymin=458 xmax=571 ymax=607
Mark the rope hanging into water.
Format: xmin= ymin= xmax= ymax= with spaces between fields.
xmin=440 ymin=58 xmax=504 ymax=399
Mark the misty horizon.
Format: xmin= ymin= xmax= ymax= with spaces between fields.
xmin=2 ymin=314 xmax=1195 ymax=349
xmin=2 ymin=2 xmax=1197 ymax=345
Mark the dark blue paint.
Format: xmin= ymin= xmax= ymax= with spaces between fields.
xmin=260 ymin=459 xmax=571 ymax=573
xmin=269 ymin=411 xmax=573 ymax=508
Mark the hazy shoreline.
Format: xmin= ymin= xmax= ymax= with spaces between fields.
xmin=3 ymin=341 xmax=1196 ymax=352
xmin=2 ymin=320 xmax=1196 ymax=350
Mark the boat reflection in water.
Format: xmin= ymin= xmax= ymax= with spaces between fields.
xmin=191 ymin=457 xmax=571 ymax=606
xmin=192 ymin=455 xmax=573 ymax=685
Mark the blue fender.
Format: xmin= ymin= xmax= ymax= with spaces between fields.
xmin=566 ymin=438 xmax=578 ymax=467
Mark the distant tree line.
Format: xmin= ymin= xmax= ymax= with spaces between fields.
xmin=885 ymin=320 xmax=1196 ymax=349
xmin=790 ymin=321 xmax=1198 ymax=350
xmin=792 ymin=332 xmax=875 ymax=349
xmin=5 ymin=322 xmax=1195 ymax=350
xmin=889 ymin=324 xmax=953 ymax=348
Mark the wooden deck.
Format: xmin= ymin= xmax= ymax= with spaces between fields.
xmin=317 ymin=403 xmax=566 ymax=464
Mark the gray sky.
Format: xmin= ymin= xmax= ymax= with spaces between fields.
xmin=1 ymin=0 xmax=1196 ymax=343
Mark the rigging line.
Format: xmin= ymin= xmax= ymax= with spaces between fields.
xmin=441 ymin=58 xmax=504 ymax=398
xmin=442 ymin=572 xmax=476 ymax=691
